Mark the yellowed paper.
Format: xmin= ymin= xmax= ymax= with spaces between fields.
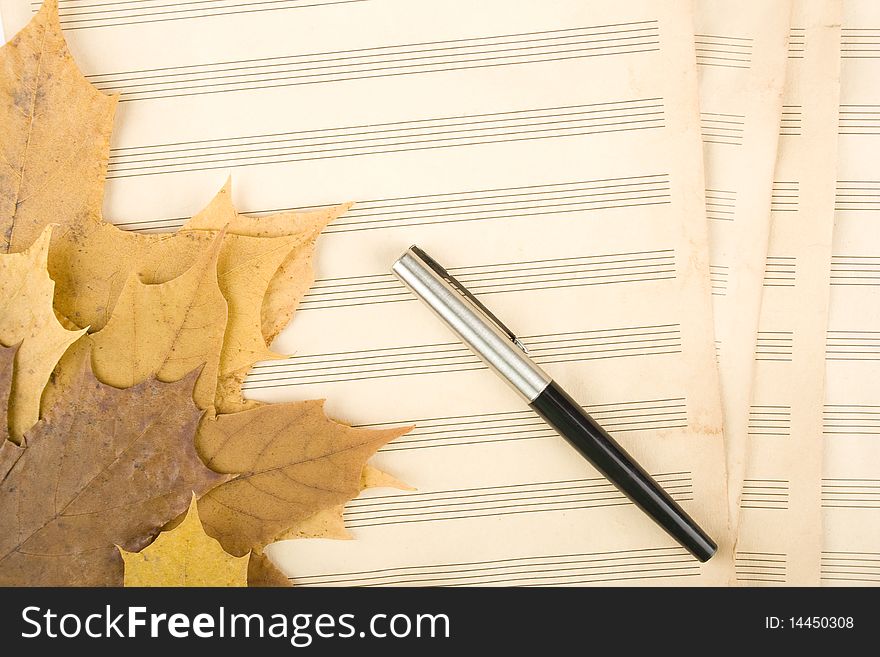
xmin=1 ymin=0 xmax=732 ymax=585
xmin=736 ymin=0 xmax=842 ymax=586
xmin=695 ymin=0 xmax=792 ymax=528
xmin=822 ymin=0 xmax=880 ymax=586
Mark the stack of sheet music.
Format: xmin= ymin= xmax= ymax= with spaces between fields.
xmin=1 ymin=0 xmax=875 ymax=586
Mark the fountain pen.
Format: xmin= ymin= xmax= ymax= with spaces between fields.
xmin=391 ymin=245 xmax=717 ymax=562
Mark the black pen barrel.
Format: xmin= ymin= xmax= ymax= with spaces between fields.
xmin=529 ymin=381 xmax=717 ymax=562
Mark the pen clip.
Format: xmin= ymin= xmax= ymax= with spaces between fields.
xmin=409 ymin=245 xmax=529 ymax=354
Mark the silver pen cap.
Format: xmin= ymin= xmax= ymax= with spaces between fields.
xmin=391 ymin=245 xmax=551 ymax=402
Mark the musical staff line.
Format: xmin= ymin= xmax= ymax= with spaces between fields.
xmin=824 ymin=404 xmax=880 ymax=436
xmin=839 ymin=104 xmax=880 ymax=135
xmin=748 ymin=405 xmax=791 ymax=437
xmin=831 ymin=254 xmax=880 ymax=286
xmin=301 ymin=250 xmax=676 ymax=311
xmin=822 ymin=479 xmax=880 ymax=509
xmin=826 ymin=330 xmax=880 ymax=361
xmin=780 ymin=105 xmax=802 ymax=136
xmin=241 ymin=324 xmax=683 ymax=389
xmin=763 ymin=255 xmax=796 ymax=287
xmin=755 ymin=331 xmax=794 ymax=362
xmin=709 ymin=264 xmax=728 ymax=296
xmin=694 ymin=33 xmax=753 ymax=69
xmin=365 ymin=397 xmax=689 ymax=453
xmin=106 ymin=99 xmax=667 ymax=178
xmin=821 ymin=552 xmax=880 ymax=584
xmin=700 ymin=111 xmax=745 ymax=146
xmin=788 ymin=27 xmax=805 ymax=59
xmin=771 ymin=181 xmax=799 ymax=213
xmin=342 ymin=473 xmax=692 ymax=529
xmin=35 ymin=0 xmax=369 ymax=30
xmin=114 ymin=174 xmax=674 ymax=234
xmin=841 ymin=28 xmax=880 ymax=58
xmin=835 ymin=181 xmax=880 ymax=212
xmin=705 ymin=188 xmax=736 ymax=222
xmin=292 ymin=546 xmax=700 ymax=587
xmin=86 ymin=23 xmax=661 ymax=101
xmin=736 ymin=551 xmax=787 ymax=583
xmin=741 ymin=479 xmax=789 ymax=510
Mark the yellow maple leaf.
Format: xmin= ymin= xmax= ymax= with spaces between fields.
xmin=0 ymin=345 xmax=25 ymax=479
xmin=120 ymin=497 xmax=248 ymax=587
xmin=88 ymin=232 xmax=227 ymax=410
xmin=0 ymin=0 xmax=116 ymax=254
xmin=0 ymin=225 xmax=84 ymax=441
xmin=47 ymin=181 xmax=340 ymax=415
xmin=182 ymin=181 xmax=352 ymax=346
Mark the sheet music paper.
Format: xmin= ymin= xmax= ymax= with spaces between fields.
xmin=695 ymin=0 xmax=791 ymax=529
xmin=735 ymin=0 xmax=842 ymax=586
xmin=822 ymin=0 xmax=880 ymax=586
xmin=0 ymin=0 xmax=732 ymax=584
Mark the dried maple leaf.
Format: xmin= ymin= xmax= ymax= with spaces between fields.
xmin=50 ymin=224 xmax=197 ymax=333
xmin=279 ymin=505 xmax=352 ymax=542
xmin=47 ymin=219 xmax=290 ymax=414
xmin=0 ymin=0 xmax=116 ymax=253
xmin=49 ymin=186 xmax=334 ymax=412
xmin=0 ymin=344 xmax=13 ymax=441
xmin=0 ymin=355 xmax=227 ymax=586
xmin=277 ymin=464 xmax=413 ymax=541
xmin=0 ymin=225 xmax=84 ymax=441
xmin=87 ymin=232 xmax=227 ymax=409
xmin=180 ymin=182 xmax=350 ymax=409
xmin=249 ymin=465 xmax=412 ymax=579
xmin=182 ymin=181 xmax=350 ymax=345
xmin=195 ymin=400 xmax=411 ymax=557
xmin=176 ymin=187 xmax=303 ymax=411
xmin=3 ymin=4 xmax=410 ymax=576
xmin=120 ymin=497 xmax=248 ymax=587
xmin=0 ymin=344 xmax=25 ymax=479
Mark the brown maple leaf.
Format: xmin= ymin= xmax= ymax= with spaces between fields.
xmin=278 ymin=464 xmax=413 ymax=541
xmin=0 ymin=350 xmax=227 ymax=586
xmin=195 ymin=400 xmax=411 ymax=557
